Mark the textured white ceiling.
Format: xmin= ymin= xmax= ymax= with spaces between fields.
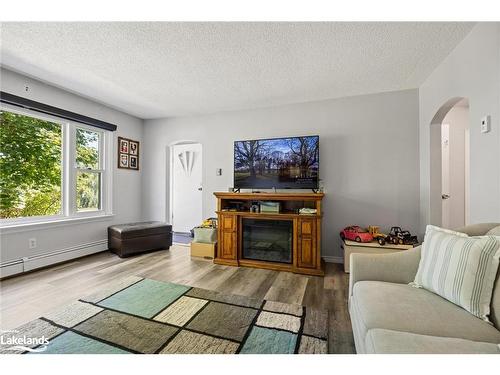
xmin=0 ymin=22 xmax=474 ymax=119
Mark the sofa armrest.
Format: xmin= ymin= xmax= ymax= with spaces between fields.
xmin=348 ymin=246 xmax=422 ymax=297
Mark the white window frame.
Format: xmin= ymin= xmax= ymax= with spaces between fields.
xmin=0 ymin=104 xmax=113 ymax=227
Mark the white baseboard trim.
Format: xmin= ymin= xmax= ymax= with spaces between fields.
xmin=322 ymin=256 xmax=344 ymax=264
xmin=1 ymin=239 xmax=108 ymax=277
xmin=0 ymin=261 xmax=24 ymax=278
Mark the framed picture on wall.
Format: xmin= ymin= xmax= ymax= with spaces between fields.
xmin=119 ymin=154 xmax=129 ymax=168
xmin=118 ymin=136 xmax=139 ymax=170
xmin=129 ymin=141 xmax=139 ymax=155
xmin=119 ymin=138 xmax=129 ymax=153
xmin=130 ymin=156 xmax=138 ymax=169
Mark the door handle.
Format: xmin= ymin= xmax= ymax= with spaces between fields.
xmin=442 ymin=194 xmax=450 ymax=200
xmin=198 ymin=187 xmax=203 ymax=191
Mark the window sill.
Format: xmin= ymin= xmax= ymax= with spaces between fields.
xmin=0 ymin=214 xmax=115 ymax=234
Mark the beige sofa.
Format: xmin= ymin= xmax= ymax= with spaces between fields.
xmin=349 ymin=223 xmax=500 ymax=354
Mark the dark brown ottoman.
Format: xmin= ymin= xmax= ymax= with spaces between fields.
xmin=108 ymin=222 xmax=172 ymax=258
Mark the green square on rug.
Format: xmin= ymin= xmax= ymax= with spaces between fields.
xmin=97 ymin=278 xmax=190 ymax=318
xmin=30 ymin=331 xmax=129 ymax=354
xmin=240 ymin=326 xmax=297 ymax=354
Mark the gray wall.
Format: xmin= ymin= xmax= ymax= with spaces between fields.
xmin=142 ymin=89 xmax=420 ymax=261
xmin=0 ymin=69 xmax=144 ymax=271
xmin=419 ymin=23 xmax=500 ymax=232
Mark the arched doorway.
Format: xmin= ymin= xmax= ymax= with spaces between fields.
xmin=429 ymin=97 xmax=470 ymax=229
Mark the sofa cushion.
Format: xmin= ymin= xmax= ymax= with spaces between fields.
xmin=486 ymin=226 xmax=500 ymax=236
xmin=365 ymin=329 xmax=500 ymax=354
xmin=351 ymin=281 xmax=500 ymax=344
xmin=456 ymin=223 xmax=500 ymax=237
xmin=413 ymin=225 xmax=500 ymax=321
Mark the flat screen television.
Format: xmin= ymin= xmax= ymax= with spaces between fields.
xmin=234 ymin=135 xmax=319 ymax=189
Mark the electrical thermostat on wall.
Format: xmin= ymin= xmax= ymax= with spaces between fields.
xmin=481 ymin=115 xmax=491 ymax=133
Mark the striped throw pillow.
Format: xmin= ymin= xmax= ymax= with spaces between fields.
xmin=412 ymin=225 xmax=500 ymax=321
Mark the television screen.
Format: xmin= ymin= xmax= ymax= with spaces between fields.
xmin=234 ymin=135 xmax=319 ymax=189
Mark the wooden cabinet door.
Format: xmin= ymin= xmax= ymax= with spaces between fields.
xmin=219 ymin=214 xmax=237 ymax=260
xmin=221 ymin=215 xmax=236 ymax=232
xmin=221 ymin=231 xmax=237 ymax=259
xmin=297 ymin=218 xmax=317 ymax=269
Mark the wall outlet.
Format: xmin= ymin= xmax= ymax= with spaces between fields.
xmin=29 ymin=238 xmax=37 ymax=249
xmin=481 ymin=115 xmax=491 ymax=133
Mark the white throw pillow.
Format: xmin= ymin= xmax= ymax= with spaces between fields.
xmin=412 ymin=225 xmax=500 ymax=321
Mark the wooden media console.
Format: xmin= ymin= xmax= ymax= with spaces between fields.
xmin=214 ymin=192 xmax=325 ymax=276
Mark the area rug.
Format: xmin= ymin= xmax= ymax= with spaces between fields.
xmin=0 ymin=276 xmax=328 ymax=354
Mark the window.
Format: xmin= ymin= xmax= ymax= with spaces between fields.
xmin=0 ymin=111 xmax=63 ymax=219
xmin=76 ymin=128 xmax=102 ymax=212
xmin=0 ymin=106 xmax=112 ymax=224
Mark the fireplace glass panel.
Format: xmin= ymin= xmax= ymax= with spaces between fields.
xmin=242 ymin=218 xmax=292 ymax=264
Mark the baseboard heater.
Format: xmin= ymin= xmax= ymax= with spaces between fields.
xmin=0 ymin=239 xmax=107 ymax=278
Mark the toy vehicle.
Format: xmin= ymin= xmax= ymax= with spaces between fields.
xmin=340 ymin=226 xmax=373 ymax=243
xmin=368 ymin=225 xmax=387 ymax=245
xmin=385 ymin=226 xmax=418 ymax=246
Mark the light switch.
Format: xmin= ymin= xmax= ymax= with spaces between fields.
xmin=481 ymin=115 xmax=491 ymax=133
xmin=216 ymin=168 xmax=222 ymax=176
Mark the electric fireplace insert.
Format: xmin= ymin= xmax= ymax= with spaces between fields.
xmin=242 ymin=218 xmax=292 ymax=264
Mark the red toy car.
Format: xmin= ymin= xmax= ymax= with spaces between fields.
xmin=340 ymin=226 xmax=373 ymax=243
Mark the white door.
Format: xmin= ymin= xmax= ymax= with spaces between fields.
xmin=464 ymin=128 xmax=470 ymax=225
xmin=171 ymin=143 xmax=203 ymax=233
xmin=441 ymin=124 xmax=451 ymax=228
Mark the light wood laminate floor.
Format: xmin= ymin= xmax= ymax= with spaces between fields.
xmin=0 ymin=245 xmax=355 ymax=353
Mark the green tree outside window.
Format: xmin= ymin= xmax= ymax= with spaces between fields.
xmin=0 ymin=111 xmax=62 ymax=218
xmin=0 ymin=111 xmax=102 ymax=219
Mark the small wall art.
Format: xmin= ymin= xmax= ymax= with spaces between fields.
xmin=118 ymin=136 xmax=139 ymax=170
